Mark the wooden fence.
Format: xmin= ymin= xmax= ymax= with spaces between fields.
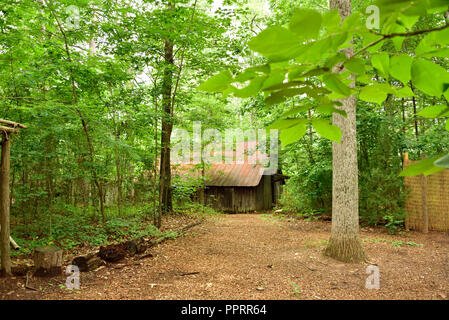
xmin=403 ymin=153 xmax=449 ymax=232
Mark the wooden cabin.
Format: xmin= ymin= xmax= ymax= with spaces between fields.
xmin=171 ymin=140 xmax=289 ymax=212
xmin=202 ymin=163 xmax=288 ymax=213
xmin=172 ymin=162 xmax=288 ymax=213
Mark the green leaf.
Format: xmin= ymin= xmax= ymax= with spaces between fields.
xmin=371 ymin=53 xmax=390 ymax=78
xmin=316 ymin=104 xmax=347 ymax=117
xmin=322 ymin=9 xmax=341 ymax=33
xmin=279 ymin=105 xmax=310 ymax=118
xmin=267 ymin=118 xmax=306 ymax=130
xmin=288 ymin=65 xmax=309 ymax=80
xmin=312 ymin=119 xmax=342 ymax=143
xmin=391 ymin=24 xmax=406 ymax=51
xmin=400 ymin=156 xmax=445 ymax=176
xmin=324 ymin=53 xmax=347 ymax=70
xmin=394 ymin=86 xmax=415 ymax=98
xmin=417 ymin=104 xmax=449 ymax=118
xmin=264 ymin=88 xmax=310 ymax=106
xmin=434 ymin=154 xmax=449 ymax=169
xmin=299 ymin=37 xmax=333 ymax=63
xmin=280 ymin=121 xmax=308 ymax=146
xmin=322 ymin=74 xmax=351 ymax=97
xmin=262 ymin=70 xmax=286 ymax=90
xmin=397 ymin=14 xmax=419 ymax=29
xmin=362 ymin=32 xmax=384 ymax=53
xmin=302 ymin=67 xmax=331 ymax=78
xmin=263 ymin=81 xmax=307 ymax=92
xmin=359 ymin=83 xmax=392 ymax=104
xmin=389 ymin=54 xmax=412 ymax=84
xmin=330 ymin=32 xmax=350 ymax=50
xmin=248 ymin=26 xmax=300 ymax=56
xmin=231 ymin=76 xmax=266 ymax=98
xmin=344 ymin=58 xmax=365 ymax=75
xmin=375 ymin=0 xmax=428 ymax=17
xmin=411 ymin=59 xmax=449 ymax=97
xmin=234 ymin=70 xmax=256 ymax=83
xmin=446 ymin=120 xmax=449 ymax=132
xmin=264 ymin=85 xmax=329 ymax=106
xmin=289 ymin=8 xmax=322 ymax=39
xmin=341 ymin=12 xmax=362 ymax=31
xmin=198 ymin=70 xmax=233 ymax=92
xmin=420 ymin=48 xmax=449 ymax=59
xmin=416 ymin=28 xmax=449 ymax=56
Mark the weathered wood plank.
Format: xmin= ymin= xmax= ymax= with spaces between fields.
xmin=0 ymin=119 xmax=27 ymax=129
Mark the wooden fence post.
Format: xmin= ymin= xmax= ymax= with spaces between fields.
xmin=421 ymin=154 xmax=429 ymax=233
xmin=0 ymin=120 xmax=27 ymax=276
xmin=0 ymin=132 xmax=12 ymax=276
xmin=403 ymin=153 xmax=409 ymax=230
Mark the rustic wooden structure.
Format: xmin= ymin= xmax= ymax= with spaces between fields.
xmin=33 ymin=245 xmax=63 ymax=277
xmin=403 ymin=153 xmax=449 ymax=232
xmin=171 ymin=140 xmax=289 ymax=213
xmin=202 ymin=164 xmax=288 ymax=213
xmin=0 ymin=119 xmax=27 ymax=276
xmin=173 ymin=163 xmax=288 ymax=213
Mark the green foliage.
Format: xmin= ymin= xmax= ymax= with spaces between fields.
xmin=279 ymin=138 xmax=333 ymax=214
xmin=10 ymin=203 xmax=160 ymax=256
xmin=290 ymin=282 xmax=301 ymax=297
xmin=173 ymin=201 xmax=223 ymax=219
xmin=199 ymin=1 xmax=449 ymax=178
xmin=312 ymin=119 xmax=342 ymax=143
xmin=411 ymin=58 xmax=449 ymax=97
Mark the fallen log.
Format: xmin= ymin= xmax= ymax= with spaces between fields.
xmin=72 ymin=221 xmax=203 ymax=266
xmin=72 ymin=252 xmax=105 ymax=272
xmin=124 ymin=237 xmax=147 ymax=256
xmin=99 ymin=243 xmax=126 ymax=262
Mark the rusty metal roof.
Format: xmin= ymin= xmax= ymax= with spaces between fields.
xmin=171 ymin=163 xmax=266 ymax=187
xmin=170 ymin=141 xmax=270 ymax=187
xmin=205 ymin=163 xmax=265 ymax=187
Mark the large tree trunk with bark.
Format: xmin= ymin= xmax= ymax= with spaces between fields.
xmin=0 ymin=133 xmax=12 ymax=276
xmin=325 ymin=0 xmax=366 ymax=263
xmin=158 ymin=38 xmax=174 ymax=219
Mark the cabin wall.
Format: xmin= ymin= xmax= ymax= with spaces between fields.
xmin=200 ymin=175 xmax=277 ymax=213
xmin=255 ymin=175 xmax=273 ymax=211
xmin=204 ymin=186 xmax=257 ymax=213
xmin=273 ymin=181 xmax=282 ymax=204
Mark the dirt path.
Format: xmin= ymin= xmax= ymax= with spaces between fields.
xmin=3 ymin=213 xmax=449 ymax=299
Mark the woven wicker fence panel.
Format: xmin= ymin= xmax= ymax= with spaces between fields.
xmin=404 ymin=155 xmax=449 ymax=232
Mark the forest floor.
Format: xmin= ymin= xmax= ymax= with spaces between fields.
xmin=1 ymin=213 xmax=448 ymax=300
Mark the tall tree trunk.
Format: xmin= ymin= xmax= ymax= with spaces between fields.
xmin=325 ymin=0 xmax=366 ymax=263
xmin=153 ymin=82 xmax=159 ymax=226
xmin=158 ymin=38 xmax=174 ymax=218
xmin=113 ymin=119 xmax=122 ymax=215
xmin=0 ymin=132 xmax=12 ymax=276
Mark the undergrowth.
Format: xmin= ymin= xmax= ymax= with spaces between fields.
xmin=9 ymin=200 xmax=221 ymax=258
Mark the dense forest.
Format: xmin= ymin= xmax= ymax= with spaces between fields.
xmin=1 ymin=0 xmax=449 ymax=284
